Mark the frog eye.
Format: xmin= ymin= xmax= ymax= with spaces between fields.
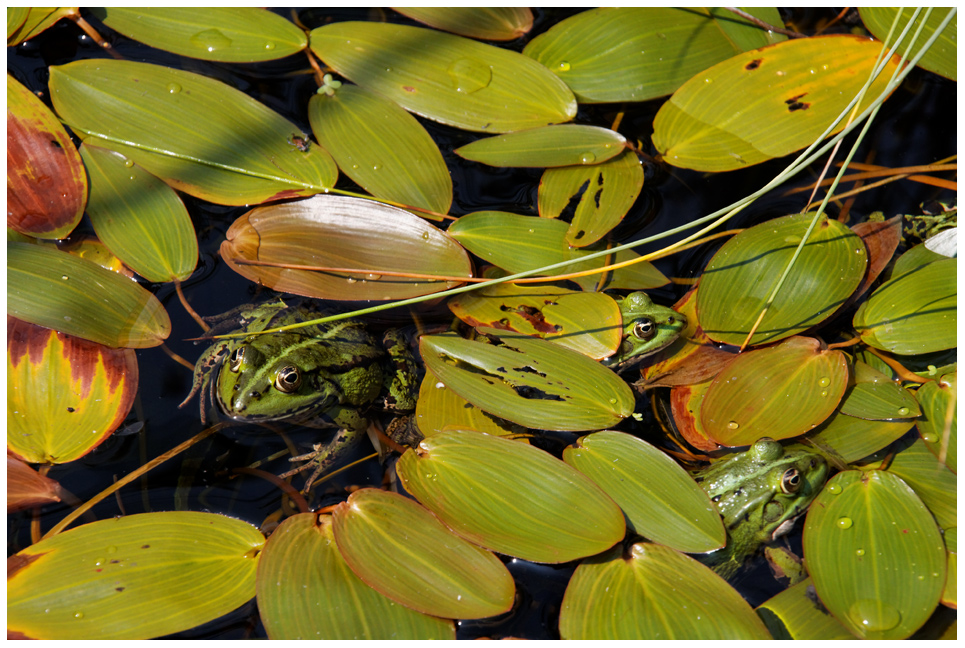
xmin=631 ymin=317 xmax=656 ymax=340
xmin=229 ymin=346 xmax=246 ymax=372
xmin=274 ymin=366 xmax=302 ymax=393
xmin=781 ymin=468 xmax=802 ymax=493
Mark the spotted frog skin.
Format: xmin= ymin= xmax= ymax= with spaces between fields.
xmin=601 ymin=292 xmax=687 ymax=370
xmin=181 ymin=301 xmax=417 ymax=489
xmin=693 ymin=438 xmax=829 ymax=579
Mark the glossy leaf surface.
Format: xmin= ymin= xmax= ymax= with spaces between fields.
xmin=804 ymin=470 xmax=946 ymax=639
xmin=564 ymin=431 xmax=725 ymax=553
xmin=49 ymin=59 xmax=337 ymax=205
xmin=8 ymin=242 xmax=171 ymax=348
xmin=397 ymin=429 xmax=625 ymax=563
xmin=8 ymin=512 xmax=264 ymax=640
xmin=808 ymin=411 xmax=915 ymax=464
xmin=448 ymin=211 xmax=668 ymax=291
xmin=524 ymin=7 xmax=786 ymax=103
xmin=7 ymin=455 xmax=62 ymax=512
xmin=310 ymin=21 xmax=576 ymax=132
xmin=414 ymin=376 xmax=518 ymax=438
xmin=700 ymin=337 xmax=848 ymax=446
xmin=420 ymin=330 xmax=634 ymax=431
xmin=447 ymin=282 xmax=622 ymax=360
xmin=696 ymin=213 xmax=866 ymax=346
xmin=653 ymin=36 xmax=900 ymax=171
xmin=8 ymin=317 xmax=138 ymax=464
xmin=7 ymin=7 xmax=72 ymax=45
xmin=332 ymin=489 xmax=514 ymax=619
xmin=221 ymin=195 xmax=472 ymax=301
xmin=7 ymin=74 xmax=86 ymax=239
xmin=859 ymin=7 xmax=956 ymax=80
xmin=392 ymin=7 xmax=533 ymax=41
xmin=839 ymin=361 xmax=921 ymax=421
xmin=81 ymin=144 xmax=197 ymax=282
xmin=942 ymin=527 xmax=957 ymax=608
xmin=454 ymin=124 xmax=625 ymax=168
xmin=884 ymin=438 xmax=956 ymax=530
xmin=559 ymin=542 xmax=772 ymax=639
xmin=7 ymin=7 xmax=28 ymax=39
xmin=756 ymin=578 xmax=857 ymax=640
xmin=257 ymin=512 xmax=454 ymax=639
xmin=308 ymin=84 xmax=451 ymax=215
xmin=93 ymin=7 xmax=306 ymax=62
xmin=853 ymin=258 xmax=957 ymax=355
xmin=539 ymin=149 xmax=644 ymax=247
xmin=915 ymin=374 xmax=957 ymax=474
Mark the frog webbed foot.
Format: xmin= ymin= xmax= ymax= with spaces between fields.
xmin=279 ymin=426 xmax=365 ymax=492
xmin=381 ymin=329 xmax=418 ymax=412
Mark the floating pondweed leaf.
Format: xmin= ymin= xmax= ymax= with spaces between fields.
xmin=914 ymin=373 xmax=957 ymax=473
xmin=393 ymin=7 xmax=534 ymax=41
xmin=309 ymin=21 xmax=576 ymax=132
xmin=756 ymin=577 xmax=859 ymax=640
xmin=859 ymin=7 xmax=957 ymax=81
xmin=804 ymin=470 xmax=946 ymax=640
xmin=257 ymin=513 xmax=454 ymax=639
xmin=8 ymin=512 xmax=265 ymax=640
xmin=839 ymin=361 xmax=922 ymax=421
xmin=454 ymin=124 xmax=626 ymax=168
xmin=7 ymin=74 xmax=86 ymax=239
xmin=92 ymin=8 xmax=307 ymax=62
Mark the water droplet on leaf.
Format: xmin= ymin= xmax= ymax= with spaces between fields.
xmin=167 ymin=82 xmax=181 ymax=94
xmin=557 ymin=61 xmax=571 ymax=72
xmin=190 ymin=28 xmax=232 ymax=53
xmin=847 ymin=599 xmax=901 ymax=632
xmin=447 ymin=58 xmax=492 ymax=94
xmin=837 ymin=516 xmax=853 ymax=529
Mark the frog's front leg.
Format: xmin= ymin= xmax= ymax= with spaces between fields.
xmin=381 ymin=329 xmax=418 ymax=411
xmin=280 ymin=406 xmax=369 ymax=492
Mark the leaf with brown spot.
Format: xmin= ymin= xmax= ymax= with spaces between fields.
xmin=7 ymin=317 xmax=138 ymax=464
xmin=7 ymin=74 xmax=86 ymax=239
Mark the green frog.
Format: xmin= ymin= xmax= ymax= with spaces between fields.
xmin=180 ymin=300 xmax=418 ymax=490
xmin=601 ymin=292 xmax=687 ymax=370
xmin=693 ymin=438 xmax=829 ymax=579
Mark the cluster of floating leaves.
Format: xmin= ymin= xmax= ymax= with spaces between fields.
xmin=6 ymin=6 xmax=957 ymax=641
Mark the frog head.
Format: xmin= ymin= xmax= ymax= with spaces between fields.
xmin=601 ymin=292 xmax=687 ymax=370
xmin=695 ymin=438 xmax=829 ymax=573
xmin=215 ymin=338 xmax=344 ymax=422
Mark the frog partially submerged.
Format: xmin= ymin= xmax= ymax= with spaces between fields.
xmin=601 ymin=292 xmax=687 ymax=370
xmin=180 ymin=301 xmax=418 ymax=490
xmin=693 ymin=438 xmax=829 ymax=579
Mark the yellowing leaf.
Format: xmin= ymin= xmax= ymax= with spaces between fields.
xmin=653 ymin=35 xmax=901 ymax=171
xmin=454 ymin=124 xmax=626 ymax=168
xmin=392 ymin=7 xmax=533 ymax=41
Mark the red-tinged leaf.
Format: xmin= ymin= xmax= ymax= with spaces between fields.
xmin=7 ymin=455 xmax=61 ymax=512
xmin=7 ymin=74 xmax=86 ymax=238
xmin=7 ymin=317 xmax=139 ymax=464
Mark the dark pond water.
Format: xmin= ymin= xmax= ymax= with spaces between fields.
xmin=7 ymin=7 xmax=956 ymax=639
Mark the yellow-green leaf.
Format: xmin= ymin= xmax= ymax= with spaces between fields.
xmin=839 ymin=361 xmax=921 ymax=420
xmin=700 ymin=336 xmax=848 ymax=446
xmin=696 ymin=213 xmax=867 ymax=346
xmin=884 ymin=438 xmax=956 ymax=530
xmin=8 ymin=512 xmax=264 ymax=640
xmin=808 ymin=410 xmax=915 ymax=464
xmin=92 ymin=7 xmax=306 ymax=62
xmin=756 ymin=578 xmax=858 ymax=640
xmin=397 ymin=428 xmax=625 ymax=563
xmin=539 ymin=149 xmax=644 ymax=247
xmin=332 ymin=489 xmax=514 ymax=619
xmin=420 ymin=330 xmax=634 ymax=431
xmin=414 ymin=375 xmax=519 ymax=439
xmin=559 ymin=542 xmax=772 ymax=639
xmin=523 ymin=7 xmax=786 ymax=104
xmin=454 ymin=124 xmax=625 ymax=168
xmin=942 ymin=527 xmax=957 ymax=608
xmin=392 ymin=7 xmax=533 ymax=41
xmin=49 ymin=59 xmax=337 ymax=205
xmin=653 ymin=35 xmax=900 ymax=171
xmin=8 ymin=317 xmax=138 ymax=464
xmin=564 ymin=431 xmax=725 ymax=553
xmin=308 ymin=83 xmax=451 ymax=215
xmin=915 ymin=373 xmax=956 ymax=474
xmin=7 ymin=7 xmax=29 ymax=39
xmin=859 ymin=7 xmax=957 ymax=81
xmin=7 ymin=74 xmax=86 ymax=239
xmin=309 ymin=21 xmax=576 ymax=133
xmin=447 ymin=282 xmax=622 ymax=360
xmin=80 ymin=144 xmax=197 ymax=283
xmin=220 ymin=195 xmax=471 ymax=301
xmin=8 ymin=242 xmax=171 ymax=348
xmin=7 ymin=7 xmax=72 ymax=45
xmin=448 ymin=210 xmax=668 ymax=291
xmin=804 ymin=470 xmax=946 ymax=639
xmin=256 ymin=512 xmax=454 ymax=639
xmin=853 ymin=258 xmax=956 ymax=355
